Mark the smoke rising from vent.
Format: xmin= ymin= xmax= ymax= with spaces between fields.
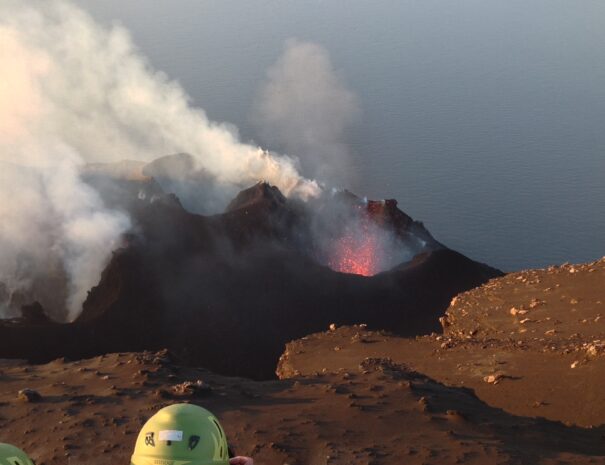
xmin=0 ymin=0 xmax=320 ymax=320
xmin=253 ymin=39 xmax=361 ymax=186
xmin=0 ymin=1 xmax=319 ymax=199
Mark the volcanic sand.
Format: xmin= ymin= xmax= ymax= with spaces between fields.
xmin=2 ymin=349 xmax=605 ymax=465
xmin=0 ymin=258 xmax=604 ymax=464
xmin=279 ymin=258 xmax=605 ymax=428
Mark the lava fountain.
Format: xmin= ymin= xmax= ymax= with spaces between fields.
xmin=328 ymin=216 xmax=386 ymax=276
xmin=328 ymin=207 xmax=407 ymax=276
xmin=321 ymin=195 xmax=424 ymax=277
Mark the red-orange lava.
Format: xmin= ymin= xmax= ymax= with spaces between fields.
xmin=328 ymin=221 xmax=381 ymax=276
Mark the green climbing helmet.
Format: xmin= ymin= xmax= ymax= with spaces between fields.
xmin=0 ymin=443 xmax=34 ymax=465
xmin=131 ymin=403 xmax=230 ymax=465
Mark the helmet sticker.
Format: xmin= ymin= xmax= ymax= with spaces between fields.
xmin=158 ymin=430 xmax=183 ymax=442
xmin=145 ymin=432 xmax=155 ymax=447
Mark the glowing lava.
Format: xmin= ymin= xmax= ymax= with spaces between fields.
xmin=328 ymin=220 xmax=382 ymax=276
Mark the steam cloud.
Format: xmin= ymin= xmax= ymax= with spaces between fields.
xmin=251 ymin=42 xmax=426 ymax=276
xmin=0 ymin=1 xmax=320 ymax=320
xmin=253 ymin=39 xmax=361 ymax=186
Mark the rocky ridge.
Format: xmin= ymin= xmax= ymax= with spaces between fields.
xmin=0 ymin=164 xmax=501 ymax=379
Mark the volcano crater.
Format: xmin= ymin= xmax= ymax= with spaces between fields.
xmin=0 ymin=168 xmax=502 ymax=379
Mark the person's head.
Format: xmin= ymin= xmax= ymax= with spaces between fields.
xmin=0 ymin=443 xmax=34 ymax=465
xmin=131 ymin=403 xmax=229 ymax=465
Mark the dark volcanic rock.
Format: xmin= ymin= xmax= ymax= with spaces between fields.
xmin=20 ymin=302 xmax=52 ymax=324
xmin=0 ymin=178 xmax=502 ymax=379
xmin=17 ymin=388 xmax=41 ymax=402
xmin=226 ymin=182 xmax=287 ymax=213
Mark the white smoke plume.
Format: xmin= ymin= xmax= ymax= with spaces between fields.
xmin=0 ymin=0 xmax=320 ymax=320
xmin=253 ymin=39 xmax=361 ymax=186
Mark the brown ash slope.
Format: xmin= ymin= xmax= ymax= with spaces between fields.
xmin=0 ymin=162 xmax=501 ymax=379
xmin=278 ymin=257 xmax=605 ymax=427
xmin=1 ymin=350 xmax=605 ymax=465
xmin=0 ymin=260 xmax=602 ymax=464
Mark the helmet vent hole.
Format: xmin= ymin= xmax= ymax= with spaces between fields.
xmin=212 ymin=419 xmax=223 ymax=438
